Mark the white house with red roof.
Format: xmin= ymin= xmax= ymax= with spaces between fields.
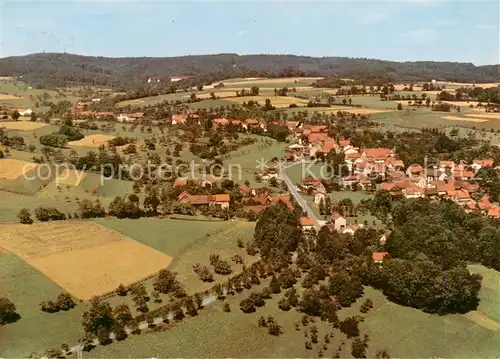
xmin=330 ymin=213 xmax=347 ymax=231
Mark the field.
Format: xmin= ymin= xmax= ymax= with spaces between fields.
xmin=67 ymin=134 xmax=116 ymax=148
xmin=0 ymin=221 xmax=173 ymax=300
xmin=0 ymin=121 xmax=49 ymax=130
xmin=228 ymin=95 xmax=309 ymax=108
xmin=0 ymin=252 xmax=87 ymax=358
xmin=89 ymin=265 xmax=500 ymax=358
xmin=0 ymin=158 xmax=38 ymax=180
xmin=96 ymin=218 xmax=257 ymax=294
xmin=54 ymin=169 xmax=88 ymax=186
xmin=442 ymin=115 xmax=487 ymax=123
xmin=0 ymin=94 xmax=23 ymax=100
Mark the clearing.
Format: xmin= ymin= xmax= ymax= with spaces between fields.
xmin=0 ymin=221 xmax=173 ymax=300
xmin=464 ymin=113 xmax=500 ymax=120
xmin=442 ymin=116 xmax=488 ymax=123
xmin=0 ymin=121 xmax=49 ymax=131
xmin=228 ymin=95 xmax=309 ymax=108
xmin=0 ymin=158 xmax=38 ymax=180
xmin=67 ymin=134 xmax=116 ymax=148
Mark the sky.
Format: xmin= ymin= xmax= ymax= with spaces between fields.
xmin=0 ymin=0 xmax=499 ymax=65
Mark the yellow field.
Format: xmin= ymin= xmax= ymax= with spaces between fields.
xmin=68 ymin=134 xmax=116 ymax=148
xmin=0 ymin=94 xmax=22 ymax=100
xmin=194 ymin=92 xmax=236 ymax=100
xmin=228 ymin=95 xmax=309 ymax=108
xmin=447 ymin=82 xmax=500 ymax=89
xmin=463 ymin=311 xmax=500 ymax=331
xmin=206 ymin=77 xmax=323 ymax=88
xmin=464 ymin=113 xmax=500 ymax=120
xmin=316 ymin=106 xmax=394 ymax=115
xmin=0 ymin=121 xmax=48 ymax=130
xmin=0 ymin=221 xmax=173 ymax=300
xmin=442 ymin=116 xmax=488 ymax=123
xmin=0 ymin=158 xmax=38 ymax=180
xmin=54 ymin=168 xmax=88 ymax=186
xmin=441 ymin=100 xmax=480 ymax=107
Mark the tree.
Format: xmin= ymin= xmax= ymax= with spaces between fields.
xmin=239 ymin=298 xmax=256 ymax=313
xmin=153 ymin=269 xmax=181 ymax=294
xmin=270 ymin=275 xmax=281 ymax=294
xmin=114 ymin=303 xmax=132 ymax=326
xmin=0 ymin=297 xmax=19 ymax=325
xmin=11 ymin=110 xmax=20 ymax=121
xmin=116 ymin=284 xmax=127 ymax=296
xmin=339 ymin=316 xmax=359 ymax=338
xmin=56 ymin=293 xmax=75 ymax=311
xmin=397 ymin=103 xmax=403 ymax=110
xmin=97 ymin=326 xmax=112 ymax=345
xmin=81 ymin=298 xmax=115 ymax=335
xmin=223 ymin=303 xmax=231 ymax=312
xmin=114 ymin=324 xmax=127 ymax=341
xmin=250 ymin=86 xmax=260 ymax=96
xmin=17 ymin=208 xmax=33 ymax=224
xmin=376 ymin=349 xmax=391 ymax=359
xmin=278 ymin=297 xmax=291 ymax=311
xmin=351 ymin=337 xmax=367 ymax=358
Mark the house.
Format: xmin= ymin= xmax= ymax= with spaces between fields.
xmin=406 ymin=164 xmax=423 ymax=177
xmin=244 ymin=118 xmax=260 ymax=127
xmin=177 ymin=192 xmax=230 ymax=209
xmin=472 ymin=159 xmax=494 ymax=171
xmin=173 ymin=178 xmax=188 ymax=188
xmin=341 ymin=175 xmax=359 ymax=188
xmin=18 ymin=108 xmax=33 ymax=116
xmin=300 ymin=217 xmax=315 ymax=232
xmin=200 ymin=175 xmax=218 ymax=187
xmin=360 ymin=148 xmax=394 ymax=162
xmin=339 ymin=139 xmax=351 ymax=148
xmin=330 ymin=213 xmax=346 ymax=231
xmin=270 ymin=194 xmax=295 ymax=211
xmin=372 ymin=252 xmax=388 ymax=264
xmin=239 ymin=184 xmax=256 ymax=197
xmin=403 ymin=186 xmax=425 ymax=199
xmin=487 ymin=206 xmax=500 ymax=218
xmin=342 ymin=224 xmax=360 ymax=235
xmin=314 ymin=190 xmax=326 ymax=204
xmin=302 ymin=176 xmax=325 ymax=192
xmin=172 ymin=114 xmax=188 ymax=125
xmin=213 ymin=118 xmax=230 ymax=126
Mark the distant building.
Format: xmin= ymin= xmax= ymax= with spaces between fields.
xmin=170 ymin=75 xmax=194 ymax=82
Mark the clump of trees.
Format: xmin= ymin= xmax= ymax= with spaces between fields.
xmin=34 ymin=206 xmax=66 ymax=222
xmin=40 ymin=293 xmax=76 ymax=313
xmin=0 ymin=297 xmax=20 ymax=325
xmin=193 ymin=263 xmax=214 ymax=282
xmin=17 ymin=208 xmax=33 ymax=224
xmin=209 ymin=254 xmax=232 ymax=275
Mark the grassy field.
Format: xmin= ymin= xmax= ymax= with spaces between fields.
xmin=89 ymin=264 xmax=500 ymax=358
xmin=0 ymin=253 xmax=87 ymax=358
xmin=0 ymin=80 xmax=79 ymax=110
xmin=94 ymin=218 xmax=235 ymax=257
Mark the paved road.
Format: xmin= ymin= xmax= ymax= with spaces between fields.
xmin=279 ymin=161 xmax=323 ymax=231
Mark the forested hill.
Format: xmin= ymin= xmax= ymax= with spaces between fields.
xmin=1 ymin=52 xmax=499 ymax=89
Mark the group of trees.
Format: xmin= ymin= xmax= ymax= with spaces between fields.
xmin=40 ymin=293 xmax=76 ymax=313
xmin=0 ymin=297 xmax=19 ymax=325
xmin=39 ymin=124 xmax=84 ymax=148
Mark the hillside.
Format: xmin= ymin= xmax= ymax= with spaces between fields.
xmin=1 ymin=53 xmax=499 ymax=89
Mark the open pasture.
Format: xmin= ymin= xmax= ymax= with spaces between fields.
xmin=0 ymin=121 xmax=49 ymax=131
xmin=0 ymin=93 xmax=23 ymax=100
xmin=0 ymin=252 xmax=87 ymax=358
xmin=67 ymin=134 xmax=116 ymax=148
xmin=0 ymin=221 xmax=173 ymax=300
xmin=228 ymin=95 xmax=309 ymax=108
xmin=0 ymin=158 xmax=38 ymax=180
xmin=54 ymin=168 xmax=88 ymax=186
xmin=442 ymin=115 xmax=488 ymax=123
xmin=464 ymin=112 xmax=500 ymax=120
xmin=209 ymin=77 xmax=322 ymax=88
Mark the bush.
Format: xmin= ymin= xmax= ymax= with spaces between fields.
xmin=116 ymin=284 xmax=128 ymax=296
xmin=223 ymin=303 xmax=231 ymax=312
xmin=114 ymin=325 xmax=127 ymax=341
xmin=34 ymin=206 xmax=66 ymax=222
xmin=17 ymin=208 xmax=33 ymax=224
xmin=340 ymin=316 xmax=359 ymax=338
